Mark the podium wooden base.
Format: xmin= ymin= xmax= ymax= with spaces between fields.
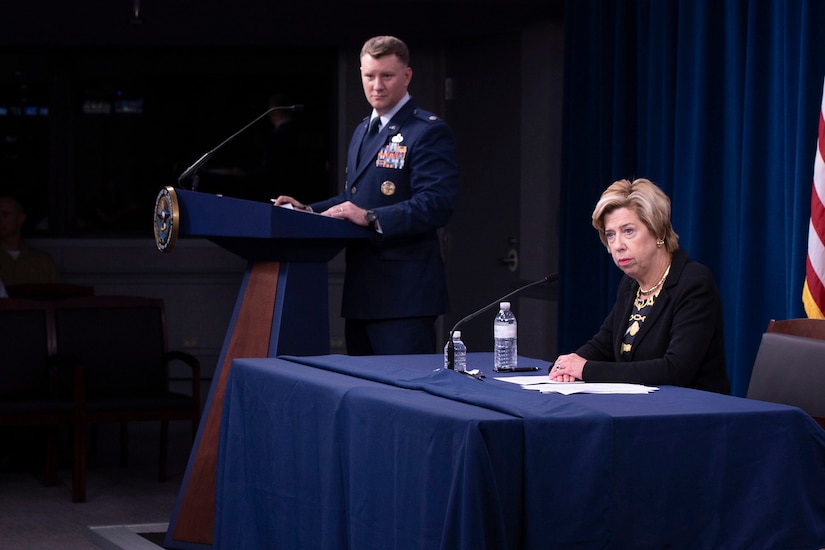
xmin=165 ymin=260 xmax=331 ymax=549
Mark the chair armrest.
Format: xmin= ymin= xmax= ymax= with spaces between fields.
xmin=164 ymin=350 xmax=201 ymax=377
xmin=164 ymin=350 xmax=201 ymax=410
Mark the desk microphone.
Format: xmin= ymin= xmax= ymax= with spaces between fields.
xmin=445 ymin=273 xmax=559 ymax=370
xmin=177 ymin=104 xmax=305 ymax=190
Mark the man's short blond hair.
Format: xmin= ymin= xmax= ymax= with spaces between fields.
xmin=360 ymin=36 xmax=410 ymax=66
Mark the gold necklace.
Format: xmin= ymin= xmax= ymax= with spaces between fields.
xmin=638 ymin=263 xmax=671 ymax=295
xmin=633 ymin=291 xmax=656 ymax=310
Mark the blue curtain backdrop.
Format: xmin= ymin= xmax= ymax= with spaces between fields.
xmin=559 ymin=0 xmax=825 ymax=396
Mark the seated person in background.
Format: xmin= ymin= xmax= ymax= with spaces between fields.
xmin=550 ymin=178 xmax=730 ymax=394
xmin=0 ymin=195 xmax=60 ymax=286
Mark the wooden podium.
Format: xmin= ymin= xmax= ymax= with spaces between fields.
xmin=158 ymin=189 xmax=370 ymax=549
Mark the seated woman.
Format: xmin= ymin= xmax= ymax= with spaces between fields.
xmin=550 ymin=178 xmax=730 ymax=394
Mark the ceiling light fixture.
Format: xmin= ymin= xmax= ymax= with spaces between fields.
xmin=130 ymin=0 xmax=142 ymax=24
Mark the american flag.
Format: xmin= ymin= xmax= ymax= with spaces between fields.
xmin=803 ymin=77 xmax=825 ymax=319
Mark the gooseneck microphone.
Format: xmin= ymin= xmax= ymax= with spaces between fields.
xmin=177 ymin=104 xmax=305 ymax=190
xmin=445 ymin=273 xmax=559 ymax=370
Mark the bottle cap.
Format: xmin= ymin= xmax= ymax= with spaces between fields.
xmin=500 ymin=302 xmax=510 ymax=310
xmin=453 ymin=330 xmax=462 ymax=338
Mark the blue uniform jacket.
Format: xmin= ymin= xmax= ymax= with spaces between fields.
xmin=311 ymin=99 xmax=459 ymax=320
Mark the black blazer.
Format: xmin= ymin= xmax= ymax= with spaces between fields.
xmin=577 ymin=248 xmax=730 ymax=394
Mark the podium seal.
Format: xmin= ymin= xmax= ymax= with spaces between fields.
xmin=154 ymin=186 xmax=180 ymax=252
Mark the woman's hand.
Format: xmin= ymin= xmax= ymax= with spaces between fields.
xmin=549 ymin=353 xmax=586 ymax=382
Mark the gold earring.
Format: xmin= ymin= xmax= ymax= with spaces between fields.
xmin=656 ymin=239 xmax=664 ymax=247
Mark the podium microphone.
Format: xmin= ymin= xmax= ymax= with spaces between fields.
xmin=445 ymin=273 xmax=559 ymax=370
xmin=177 ymin=104 xmax=305 ymax=190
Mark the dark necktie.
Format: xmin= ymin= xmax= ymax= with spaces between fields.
xmin=358 ymin=118 xmax=381 ymax=167
xmin=369 ymin=117 xmax=381 ymax=136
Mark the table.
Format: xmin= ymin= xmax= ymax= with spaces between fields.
xmin=214 ymin=353 xmax=825 ymax=549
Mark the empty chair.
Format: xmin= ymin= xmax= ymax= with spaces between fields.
xmin=0 ymin=298 xmax=84 ymax=501
xmin=52 ymin=295 xmax=201 ymax=502
xmin=747 ymin=322 xmax=825 ymax=429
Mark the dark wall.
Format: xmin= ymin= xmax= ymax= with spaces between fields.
xmin=0 ymin=2 xmax=561 ymax=47
xmin=0 ymin=1 xmax=561 ymax=236
xmin=0 ymin=46 xmax=337 ymax=234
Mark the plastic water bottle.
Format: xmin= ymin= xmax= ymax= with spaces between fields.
xmin=444 ymin=330 xmax=467 ymax=372
xmin=494 ymin=302 xmax=518 ymax=371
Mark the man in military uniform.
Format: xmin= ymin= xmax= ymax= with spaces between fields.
xmin=275 ymin=35 xmax=459 ymax=355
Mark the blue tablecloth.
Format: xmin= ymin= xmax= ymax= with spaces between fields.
xmin=214 ymin=353 xmax=825 ymax=549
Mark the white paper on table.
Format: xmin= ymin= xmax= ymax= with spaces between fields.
xmin=271 ymin=201 xmax=319 ymax=215
xmin=494 ymin=375 xmax=658 ymax=395
xmin=496 ymin=375 xmax=555 ymax=386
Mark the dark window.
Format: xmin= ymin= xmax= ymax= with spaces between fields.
xmin=0 ymin=46 xmax=336 ymax=237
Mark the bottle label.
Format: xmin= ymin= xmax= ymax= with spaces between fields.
xmin=494 ymin=325 xmax=517 ymax=339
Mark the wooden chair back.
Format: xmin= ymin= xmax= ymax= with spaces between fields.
xmin=766 ymin=318 xmax=825 ymax=341
xmin=53 ymin=295 xmax=168 ymax=397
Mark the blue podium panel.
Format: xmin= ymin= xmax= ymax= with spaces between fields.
xmin=175 ymin=189 xmax=369 ymax=262
xmin=161 ymin=189 xmax=371 ymax=549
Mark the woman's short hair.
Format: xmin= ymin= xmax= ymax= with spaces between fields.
xmin=591 ymin=178 xmax=679 ymax=253
xmin=360 ymin=36 xmax=410 ymax=66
